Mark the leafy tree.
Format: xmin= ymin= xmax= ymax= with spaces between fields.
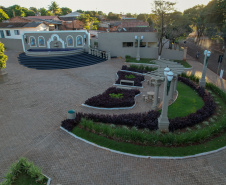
xmin=0 ymin=9 xmax=9 ymax=22
xmin=137 ymin=14 xmax=148 ymax=22
xmin=0 ymin=42 xmax=8 ymax=69
xmin=29 ymin=7 xmax=38 ymax=13
xmin=78 ymin=14 xmax=91 ymax=26
xmin=203 ymin=0 xmax=226 ymax=70
xmin=22 ymin=8 xmax=35 ymax=16
xmin=77 ymin=9 xmax=84 ymax=13
xmin=165 ymin=11 xmax=192 ymax=49
xmin=107 ymin=12 xmax=121 ymax=20
xmin=39 ymin=8 xmax=53 ymax=16
xmin=126 ymin=13 xmax=134 ymax=18
xmin=152 ymin=0 xmax=176 ymax=59
xmin=7 ymin=5 xmax=25 ymax=18
xmin=48 ymin=1 xmax=61 ymax=15
xmin=61 ymin=7 xmax=72 ymax=15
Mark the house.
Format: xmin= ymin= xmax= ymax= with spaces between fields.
xmin=98 ymin=20 xmax=149 ymax=32
xmin=0 ymin=22 xmax=49 ymax=39
xmin=59 ymin=11 xmax=81 ymax=18
xmin=59 ymin=17 xmax=84 ymax=30
xmin=7 ymin=16 xmax=62 ymax=31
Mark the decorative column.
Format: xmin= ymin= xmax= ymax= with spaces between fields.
xmin=158 ymin=69 xmax=174 ymax=132
xmin=152 ymin=79 xmax=163 ymax=110
xmin=136 ymin=37 xmax=140 ymax=61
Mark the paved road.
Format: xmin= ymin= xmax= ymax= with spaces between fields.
xmin=0 ymin=51 xmax=226 ymax=185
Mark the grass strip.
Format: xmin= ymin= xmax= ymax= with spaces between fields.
xmin=72 ymin=126 xmax=226 ymax=157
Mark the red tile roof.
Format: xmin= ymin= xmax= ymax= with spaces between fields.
xmin=27 ymin=16 xmax=59 ymax=20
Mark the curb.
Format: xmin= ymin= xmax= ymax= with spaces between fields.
xmin=60 ymin=126 xmax=226 ymax=160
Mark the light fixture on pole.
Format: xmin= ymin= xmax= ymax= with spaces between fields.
xmin=135 ymin=36 xmax=143 ymax=61
xmin=199 ymin=50 xmax=211 ymax=88
xmin=158 ymin=67 xmax=174 ymax=132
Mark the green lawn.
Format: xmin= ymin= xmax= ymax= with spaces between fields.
xmin=168 ymin=81 xmax=204 ymax=119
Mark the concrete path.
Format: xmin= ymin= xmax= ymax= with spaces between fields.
xmin=0 ymin=51 xmax=226 ymax=185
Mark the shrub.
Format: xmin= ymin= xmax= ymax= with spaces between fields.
xmin=115 ymin=71 xmax=145 ymax=87
xmin=2 ymin=157 xmax=47 ymax=185
xmin=0 ymin=42 xmax=8 ymax=69
xmin=84 ymin=87 xmax=140 ymax=108
xmin=121 ymin=65 xmax=157 ymax=74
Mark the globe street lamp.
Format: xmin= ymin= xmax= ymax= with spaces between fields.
xmin=158 ymin=67 xmax=174 ymax=132
xmin=199 ymin=50 xmax=211 ymax=88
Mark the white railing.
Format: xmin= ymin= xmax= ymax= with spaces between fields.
xmin=89 ymin=48 xmax=111 ymax=60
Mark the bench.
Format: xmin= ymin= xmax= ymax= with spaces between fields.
xmin=120 ymin=79 xmax=134 ymax=86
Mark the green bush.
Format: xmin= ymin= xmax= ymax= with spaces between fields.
xmin=1 ymin=157 xmax=47 ymax=185
xmin=0 ymin=42 xmax=8 ymax=69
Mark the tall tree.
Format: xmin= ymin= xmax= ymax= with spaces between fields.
xmin=61 ymin=7 xmax=72 ymax=15
xmin=7 ymin=5 xmax=25 ymax=18
xmin=48 ymin=1 xmax=61 ymax=15
xmin=137 ymin=14 xmax=148 ymax=22
xmin=204 ymin=0 xmax=226 ymax=73
xmin=0 ymin=9 xmax=9 ymax=22
xmin=152 ymin=0 xmax=176 ymax=59
xmin=39 ymin=8 xmax=53 ymax=16
xmin=29 ymin=7 xmax=38 ymax=14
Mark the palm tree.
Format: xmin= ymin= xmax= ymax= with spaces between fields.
xmin=48 ymin=1 xmax=61 ymax=15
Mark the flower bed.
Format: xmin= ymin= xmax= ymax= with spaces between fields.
xmin=84 ymin=87 xmax=140 ymax=108
xmin=62 ymin=77 xmax=217 ymax=132
xmin=115 ymin=71 xmax=145 ymax=87
xmin=121 ymin=65 xmax=157 ymax=74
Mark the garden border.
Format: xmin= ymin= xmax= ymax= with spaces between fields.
xmin=60 ymin=126 xmax=226 ymax=160
xmin=82 ymin=93 xmax=141 ymax=110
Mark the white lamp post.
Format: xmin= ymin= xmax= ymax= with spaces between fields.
xmin=199 ymin=50 xmax=211 ymax=88
xmin=158 ymin=68 xmax=174 ymax=132
xmin=135 ymin=35 xmax=143 ymax=61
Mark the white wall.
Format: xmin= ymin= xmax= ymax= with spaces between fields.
xmin=0 ymin=24 xmax=49 ymax=39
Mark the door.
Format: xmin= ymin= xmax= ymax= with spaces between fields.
xmin=0 ymin=30 xmax=5 ymax=38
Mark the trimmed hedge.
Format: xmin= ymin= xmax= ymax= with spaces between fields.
xmin=84 ymin=87 xmax=140 ymax=108
xmin=115 ymin=71 xmax=145 ymax=87
xmin=121 ymin=65 xmax=157 ymax=74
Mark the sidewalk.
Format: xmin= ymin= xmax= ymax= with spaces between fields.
xmin=186 ymin=55 xmax=226 ymax=92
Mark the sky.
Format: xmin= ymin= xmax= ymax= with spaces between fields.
xmin=0 ymin=0 xmax=212 ymax=14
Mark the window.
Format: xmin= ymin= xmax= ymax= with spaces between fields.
xmin=135 ymin=42 xmax=146 ymax=47
xmin=6 ymin=30 xmax=11 ymax=36
xmin=148 ymin=42 xmax=157 ymax=48
xmin=76 ymin=36 xmax=83 ymax=46
xmin=38 ymin=36 xmax=45 ymax=47
xmin=29 ymin=36 xmax=36 ymax=47
xmin=14 ymin=30 xmax=20 ymax=35
xmin=140 ymin=42 xmax=146 ymax=47
xmin=67 ymin=36 xmax=74 ymax=47
xmin=122 ymin=42 xmax=133 ymax=47
xmin=0 ymin=30 xmax=5 ymax=38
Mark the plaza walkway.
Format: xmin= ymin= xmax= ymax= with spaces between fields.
xmin=0 ymin=51 xmax=225 ymax=185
